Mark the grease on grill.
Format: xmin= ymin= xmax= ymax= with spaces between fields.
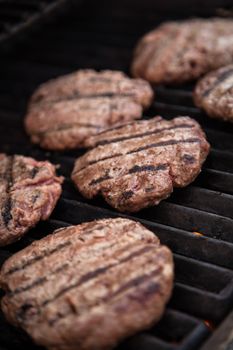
xmin=193 ymin=231 xmax=204 ymax=237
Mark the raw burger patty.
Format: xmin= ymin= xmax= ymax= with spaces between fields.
xmin=25 ymin=69 xmax=154 ymax=150
xmin=0 ymin=154 xmax=63 ymax=246
xmin=194 ymin=64 xmax=233 ymax=122
xmin=72 ymin=116 xmax=210 ymax=212
xmin=0 ymin=218 xmax=174 ymax=350
xmin=131 ymin=18 xmax=233 ymax=84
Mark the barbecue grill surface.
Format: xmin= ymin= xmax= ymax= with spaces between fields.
xmin=0 ymin=1 xmax=233 ymax=349
xmin=0 ymin=0 xmax=75 ymax=49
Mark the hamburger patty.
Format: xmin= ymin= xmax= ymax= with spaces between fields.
xmin=0 ymin=154 xmax=63 ymax=246
xmin=131 ymin=18 xmax=233 ymax=84
xmin=25 ymin=69 xmax=153 ymax=150
xmin=72 ymin=116 xmax=210 ymax=212
xmin=0 ymin=218 xmax=174 ymax=350
xmin=194 ymin=64 xmax=233 ymax=122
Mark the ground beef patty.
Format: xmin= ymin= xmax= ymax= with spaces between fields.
xmin=25 ymin=69 xmax=153 ymax=150
xmin=0 ymin=154 xmax=63 ymax=246
xmin=0 ymin=218 xmax=174 ymax=350
xmin=72 ymin=116 xmax=210 ymax=212
xmin=194 ymin=64 xmax=233 ymax=122
xmin=131 ymin=18 xmax=233 ymax=84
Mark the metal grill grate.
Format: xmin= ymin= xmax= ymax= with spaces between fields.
xmin=0 ymin=1 xmax=233 ymax=349
xmin=0 ymin=0 xmax=73 ymax=48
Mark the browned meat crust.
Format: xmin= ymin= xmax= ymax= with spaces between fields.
xmin=131 ymin=18 xmax=233 ymax=84
xmin=193 ymin=64 xmax=233 ymax=122
xmin=0 ymin=154 xmax=63 ymax=246
xmin=25 ymin=70 xmax=154 ymax=150
xmin=0 ymin=218 xmax=174 ymax=350
xmin=72 ymin=116 xmax=210 ymax=212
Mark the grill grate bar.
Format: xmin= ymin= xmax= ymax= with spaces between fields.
xmin=168 ymin=186 xmax=233 ymax=219
xmin=136 ymin=201 xmax=233 ymax=243
xmin=50 ymin=198 xmax=233 ymax=270
xmin=62 ymin=177 xmax=233 ymax=241
xmin=0 ymin=0 xmax=72 ymax=46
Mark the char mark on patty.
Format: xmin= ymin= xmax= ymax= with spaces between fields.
xmin=75 ymin=138 xmax=200 ymax=174
xmin=121 ymin=191 xmax=134 ymax=200
xmin=9 ymin=263 xmax=69 ymax=297
xmin=129 ymin=164 xmax=168 ymax=174
xmin=94 ymin=123 xmax=194 ymax=146
xmin=93 ymin=119 xmax=149 ymax=137
xmin=41 ymin=245 xmax=154 ymax=308
xmin=5 ymin=241 xmax=71 ymax=276
xmin=89 ymin=173 xmax=111 ymax=186
xmin=1 ymin=156 xmax=14 ymax=227
xmin=182 ymin=154 xmax=196 ymax=164
xmin=34 ymin=122 xmax=100 ymax=137
xmin=202 ymin=67 xmax=233 ymax=97
xmin=88 ymin=164 xmax=168 ymax=187
xmin=48 ymin=267 xmax=161 ymax=326
xmin=35 ymin=92 xmax=135 ymax=106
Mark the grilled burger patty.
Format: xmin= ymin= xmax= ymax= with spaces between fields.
xmin=0 ymin=154 xmax=63 ymax=246
xmin=0 ymin=218 xmax=173 ymax=350
xmin=72 ymin=116 xmax=210 ymax=212
xmin=194 ymin=64 xmax=233 ymax=122
xmin=25 ymin=69 xmax=153 ymax=150
xmin=131 ymin=18 xmax=233 ymax=84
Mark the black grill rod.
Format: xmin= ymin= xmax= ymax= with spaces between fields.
xmin=200 ymin=310 xmax=233 ymax=350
